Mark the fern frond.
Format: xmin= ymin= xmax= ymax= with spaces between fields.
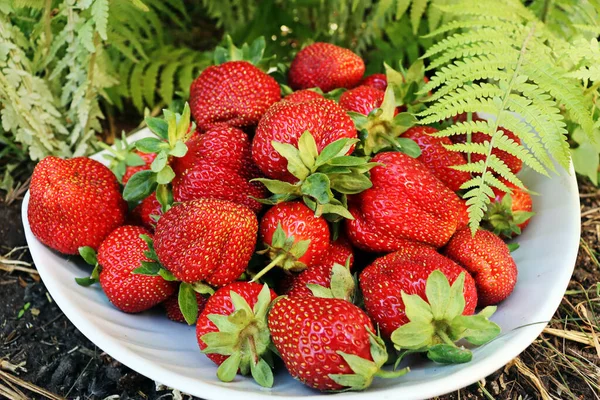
xmin=91 ymin=0 xmax=109 ymax=40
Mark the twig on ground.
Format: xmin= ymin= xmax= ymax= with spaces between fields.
xmin=0 ymin=370 xmax=64 ymax=400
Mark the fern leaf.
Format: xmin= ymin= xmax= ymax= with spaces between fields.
xmin=13 ymin=0 xmax=44 ymax=8
xmin=130 ymin=60 xmax=148 ymax=111
xmin=396 ymin=0 xmax=411 ymax=20
xmin=410 ymin=0 xmax=428 ymax=34
xmin=78 ymin=21 xmax=96 ymax=53
xmin=143 ymin=60 xmax=161 ymax=106
xmin=91 ymin=0 xmax=109 ymax=41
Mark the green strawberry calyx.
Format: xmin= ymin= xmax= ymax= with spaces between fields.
xmin=213 ymin=35 xmax=274 ymax=71
xmin=201 ymin=284 xmax=276 ymax=388
xmin=98 ymin=132 xmax=146 ymax=183
xmin=483 ymin=192 xmax=535 ymax=239
xmin=123 ymin=103 xmax=196 ymax=212
xmin=75 ymin=246 xmax=101 ymax=286
xmin=307 ymin=260 xmax=356 ymax=302
xmin=390 ymin=270 xmax=501 ymax=365
xmin=252 ymin=130 xmax=380 ymax=221
xmin=329 ymin=328 xmax=410 ymax=391
xmin=251 ymin=223 xmax=310 ymax=282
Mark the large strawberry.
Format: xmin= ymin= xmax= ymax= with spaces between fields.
xmin=401 ymin=126 xmax=470 ymax=192
xmin=347 ymin=151 xmax=463 ymax=250
xmin=28 ymin=156 xmax=127 ymax=254
xmin=268 ymin=296 xmax=407 ymax=391
xmin=484 ymin=182 xmax=534 ymax=238
xmin=288 ymin=42 xmax=365 ymax=92
xmin=196 ymin=282 xmax=278 ymax=387
xmin=359 ymin=242 xmax=477 ymax=339
xmin=444 ymin=228 xmax=518 ymax=306
xmin=190 ymin=61 xmax=281 ymax=131
xmin=154 ymin=199 xmax=257 ymax=286
xmin=283 ymin=89 xmax=325 ymax=103
xmin=97 ymin=226 xmax=177 ymax=313
xmin=345 ymin=205 xmax=414 ymax=253
xmin=252 ymin=98 xmax=357 ymax=182
xmin=252 ymin=201 xmax=330 ymax=282
xmin=339 ymin=85 xmax=385 ymax=115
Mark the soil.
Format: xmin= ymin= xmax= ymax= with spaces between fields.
xmin=1 ymin=179 xmax=599 ymax=400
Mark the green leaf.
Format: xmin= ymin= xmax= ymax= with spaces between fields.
xmin=329 ymin=173 xmax=373 ymax=194
xmin=395 ymin=137 xmax=422 ymax=158
xmin=179 ymin=282 xmax=199 ymax=325
xmin=146 ymin=117 xmax=169 ymax=140
xmin=125 ymin=152 xmax=145 ymax=167
xmin=444 ymin=273 xmax=466 ymax=321
xmin=315 ymin=138 xmax=358 ymax=168
xmin=132 ymin=261 xmax=161 ymax=275
xmin=301 ymin=173 xmax=333 ymax=204
xmin=169 ymin=141 xmax=188 ymax=157
xmin=272 ymin=141 xmax=310 ymax=180
xmin=250 ymin=358 xmax=274 ymax=388
xmin=158 ymin=269 xmax=178 ymax=281
xmin=123 ymin=170 xmax=157 ymax=202
xmin=402 ymin=292 xmax=433 ymax=324
xmin=571 ymin=142 xmax=599 ymax=186
xmin=297 ymin=131 xmax=318 ymax=169
xmin=78 ymin=246 xmax=97 ymax=266
xmin=289 ymin=240 xmax=310 ymax=259
xmin=314 ymin=202 xmax=354 ymax=220
xmin=91 ymin=0 xmax=109 ymax=40
xmin=252 ymin=178 xmax=299 ymax=195
xmin=192 ymin=282 xmax=215 ymax=295
xmin=229 ymin=291 xmax=253 ymax=315
xmin=390 ymin=321 xmax=435 ymax=350
xmin=450 ymin=315 xmax=501 ymax=345
xmin=75 ymin=277 xmax=97 ymax=287
xmin=307 ymin=284 xmax=335 ymax=298
xmin=151 ymin=151 xmax=168 ymax=172
xmin=156 ymin=165 xmax=176 ymax=185
xmin=427 ymin=344 xmax=472 ymax=364
xmin=478 ymin=305 xmax=497 ymax=319
xmin=136 ymin=137 xmax=166 ymax=153
xmin=507 ymin=242 xmax=520 ymax=252
xmin=330 ymin=263 xmax=355 ymax=301
xmin=217 ymin=352 xmax=242 ymax=382
xmin=271 ymin=223 xmax=287 ymax=248
xmin=425 ymin=270 xmax=451 ymax=320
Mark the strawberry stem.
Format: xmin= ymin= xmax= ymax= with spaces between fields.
xmin=437 ymin=330 xmax=457 ymax=347
xmin=250 ymin=253 xmax=287 ymax=283
xmin=374 ymin=367 xmax=410 ymax=379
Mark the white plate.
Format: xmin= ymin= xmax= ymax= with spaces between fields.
xmin=22 ymin=128 xmax=580 ymax=400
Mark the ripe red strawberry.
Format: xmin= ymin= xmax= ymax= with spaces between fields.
xmin=457 ymin=199 xmax=470 ymax=231
xmin=346 ymin=205 xmax=415 ymax=253
xmin=190 ymin=61 xmax=281 ymax=131
xmin=252 ymin=98 xmax=356 ymax=182
xmin=401 ymin=126 xmax=470 ymax=192
xmin=288 ymin=42 xmax=365 ymax=92
xmin=338 ymin=85 xmax=385 ymax=115
xmin=98 ymin=226 xmax=177 ymax=313
xmin=130 ymin=193 xmax=162 ymax=232
xmin=284 ymin=262 xmax=352 ymax=298
xmin=163 ymin=287 xmax=208 ymax=323
xmin=122 ymin=151 xmax=156 ymax=185
xmin=348 ymin=152 xmax=463 ymax=250
xmin=444 ymin=228 xmax=518 ymax=306
xmin=172 ymin=162 xmax=265 ymax=213
xmin=360 ymin=73 xmax=387 ymax=91
xmin=196 ymin=282 xmax=278 ymax=387
xmin=485 ymin=182 xmax=534 ymax=238
xmin=283 ymin=89 xmax=325 ymax=103
xmin=360 ymin=242 xmax=477 ymax=339
xmin=269 ymin=296 xmax=407 ymax=391
xmin=320 ymin=234 xmax=354 ymax=269
xmin=154 ymin=199 xmax=258 ymax=286
xmin=28 ymin=156 xmax=127 ymax=254
xmin=253 ymin=202 xmax=330 ymax=281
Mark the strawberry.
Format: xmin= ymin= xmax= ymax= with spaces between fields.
xmin=285 ymin=261 xmax=354 ymax=299
xmin=347 ymin=151 xmax=463 ymax=250
xmin=122 ymin=151 xmax=156 ymax=185
xmin=97 ymin=226 xmax=177 ymax=313
xmin=268 ymin=296 xmax=407 ymax=391
xmin=360 ymin=73 xmax=387 ymax=91
xmin=252 ymin=201 xmax=330 ymax=281
xmin=401 ymin=126 xmax=470 ymax=192
xmin=457 ymin=199 xmax=470 ymax=231
xmin=484 ymin=182 xmax=534 ymax=238
xmin=288 ymin=42 xmax=365 ymax=92
xmin=360 ymin=242 xmax=477 ymax=339
xmin=196 ymin=282 xmax=278 ymax=387
xmin=130 ymin=193 xmax=162 ymax=232
xmin=252 ymin=98 xmax=357 ymax=182
xmin=444 ymin=228 xmax=518 ymax=306
xmin=28 ymin=156 xmax=127 ymax=255
xmin=163 ymin=287 xmax=208 ymax=323
xmin=283 ymin=89 xmax=325 ymax=103
xmin=154 ymin=199 xmax=258 ymax=286
xmin=189 ymin=61 xmax=281 ymax=131
xmin=320 ymin=234 xmax=354 ymax=269
xmin=339 ymin=85 xmax=385 ymax=116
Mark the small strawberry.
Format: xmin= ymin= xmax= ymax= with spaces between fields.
xmin=283 ymin=89 xmax=325 ymax=103
xmin=484 ymin=182 xmax=534 ymax=238
xmin=401 ymin=126 xmax=470 ymax=192
xmin=163 ymin=286 xmax=208 ymax=323
xmin=348 ymin=151 xmax=463 ymax=250
xmin=196 ymin=282 xmax=278 ymax=387
xmin=122 ymin=151 xmax=156 ymax=185
xmin=339 ymin=85 xmax=385 ymax=116
xmin=252 ymin=201 xmax=330 ymax=281
xmin=130 ymin=193 xmax=162 ymax=232
xmin=360 ymin=73 xmax=387 ymax=91
xmin=444 ymin=228 xmax=518 ymax=306
xmin=252 ymin=98 xmax=357 ymax=182
xmin=190 ymin=61 xmax=281 ymax=131
xmin=359 ymin=242 xmax=478 ymax=339
xmin=28 ymin=156 xmax=127 ymax=254
xmin=97 ymin=226 xmax=177 ymax=313
xmin=268 ymin=296 xmax=408 ymax=391
xmin=154 ymin=199 xmax=258 ymax=286
xmin=288 ymin=42 xmax=365 ymax=92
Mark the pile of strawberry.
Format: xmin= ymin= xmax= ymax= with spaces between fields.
xmin=27 ymin=41 xmax=534 ymax=392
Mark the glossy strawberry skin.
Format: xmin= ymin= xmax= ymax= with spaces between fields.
xmin=196 ymin=282 xmax=277 ymax=365
xmin=98 ymin=226 xmax=177 ymax=313
xmin=320 ymin=234 xmax=354 ymax=269
xmin=360 ymin=73 xmax=387 ymax=91
xmin=269 ymin=296 xmax=375 ymax=391
xmin=288 ymin=42 xmax=365 ymax=92
xmin=190 ymin=61 xmax=281 ymax=131
xmin=130 ymin=193 xmax=162 ymax=232
xmin=444 ymin=228 xmax=518 ymax=306
xmin=360 ymin=242 xmax=478 ymax=338
xmin=351 ymin=152 xmax=463 ymax=249
xmin=259 ymin=201 xmax=330 ymax=267
xmin=122 ymin=151 xmax=156 ymax=185
xmin=164 ymin=289 xmax=207 ymax=323
xmin=28 ymin=156 xmax=127 ymax=255
xmin=338 ymin=85 xmax=384 ymax=115
xmin=252 ymin=98 xmax=357 ymax=182
xmin=283 ymin=90 xmax=325 ymax=103
xmin=154 ymin=199 xmax=258 ymax=286
xmin=401 ymin=126 xmax=470 ymax=192
xmin=491 ymin=182 xmax=533 ymax=234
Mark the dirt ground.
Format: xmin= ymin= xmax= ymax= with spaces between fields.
xmin=1 ymin=178 xmax=598 ymax=400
